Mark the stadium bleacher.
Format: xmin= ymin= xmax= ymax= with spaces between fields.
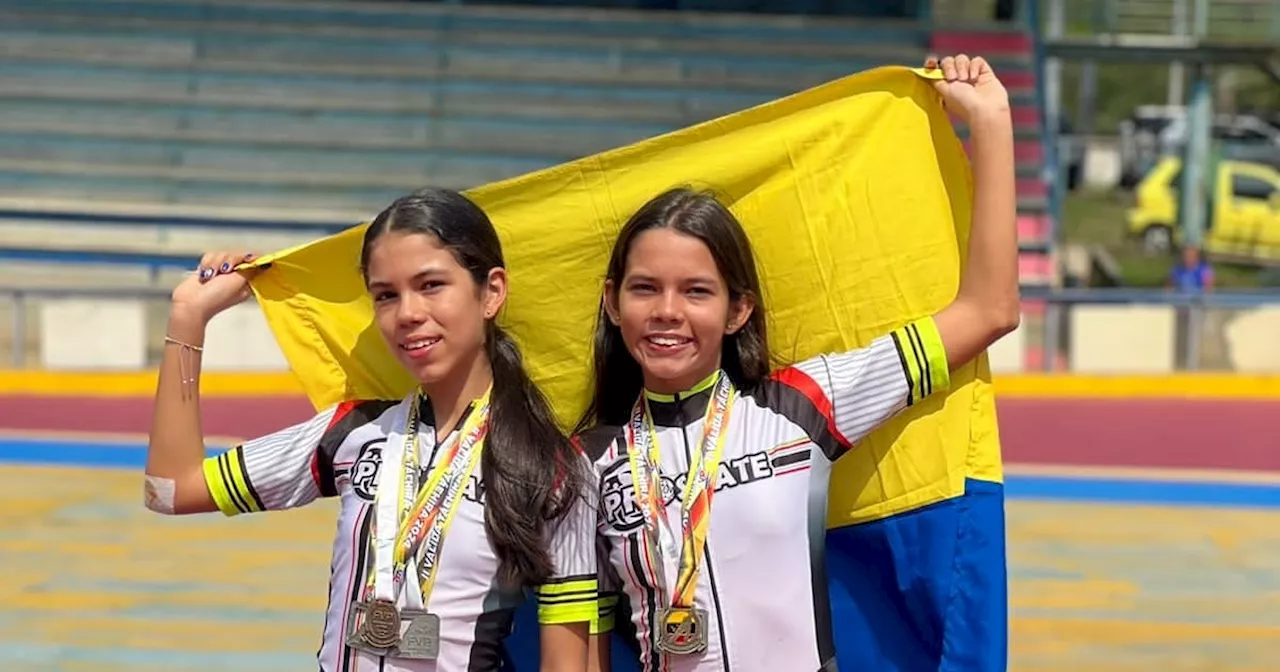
xmin=0 ymin=0 xmax=1051 ymax=289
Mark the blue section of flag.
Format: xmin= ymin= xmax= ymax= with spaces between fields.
xmin=827 ymin=478 xmax=1007 ymax=671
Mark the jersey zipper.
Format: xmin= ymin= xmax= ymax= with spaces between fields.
xmin=673 ymin=391 xmax=733 ymax=672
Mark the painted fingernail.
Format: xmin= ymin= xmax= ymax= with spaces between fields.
xmin=199 ymin=268 xmax=213 ymax=280
xmin=220 ymin=262 xmax=231 ymax=272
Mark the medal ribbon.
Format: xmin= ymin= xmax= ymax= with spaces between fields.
xmin=625 ymin=373 xmax=735 ymax=609
xmin=364 ymin=387 xmax=490 ymax=608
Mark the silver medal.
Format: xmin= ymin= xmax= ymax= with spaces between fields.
xmin=395 ymin=609 xmax=441 ymax=660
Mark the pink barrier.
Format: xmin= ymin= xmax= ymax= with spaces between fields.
xmin=930 ymin=31 xmax=1034 ymax=56
xmin=950 ymin=107 xmax=1039 ymax=130
xmin=1016 ymin=213 xmax=1051 ymax=242
xmin=1017 ymin=252 xmax=1054 ymax=281
xmin=0 ymin=395 xmax=314 ymax=443
xmin=962 ymin=140 xmax=1044 ymax=165
xmin=1016 ymin=176 xmax=1047 ymax=197
xmin=995 ymin=70 xmax=1035 ymax=92
xmin=4 ymin=395 xmax=1277 ymax=472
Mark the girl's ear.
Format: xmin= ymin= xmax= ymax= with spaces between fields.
xmin=726 ymin=293 xmax=756 ymax=334
xmin=483 ymin=267 xmax=508 ymax=319
xmin=603 ymin=279 xmax=622 ymax=326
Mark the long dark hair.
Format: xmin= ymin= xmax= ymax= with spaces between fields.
xmin=360 ymin=188 xmax=587 ymax=588
xmin=575 ymin=187 xmax=772 ymax=433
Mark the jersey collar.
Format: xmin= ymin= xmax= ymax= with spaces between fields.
xmin=414 ymin=390 xmax=484 ymax=435
xmin=642 ymin=370 xmax=720 ymax=427
xmin=414 ymin=390 xmax=437 ymax=427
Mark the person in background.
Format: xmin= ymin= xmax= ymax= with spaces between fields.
xmin=1168 ymin=245 xmax=1215 ymax=293
xmin=1167 ymin=244 xmax=1214 ymax=369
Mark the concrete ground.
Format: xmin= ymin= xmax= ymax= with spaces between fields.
xmin=0 ymin=454 xmax=1276 ymax=671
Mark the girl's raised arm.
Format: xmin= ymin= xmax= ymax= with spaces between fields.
xmin=145 ymin=251 xmax=338 ymax=519
xmin=145 ymin=250 xmax=256 ymax=515
xmin=927 ymin=54 xmax=1022 ymax=371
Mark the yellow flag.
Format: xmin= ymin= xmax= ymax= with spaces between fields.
xmin=248 ymin=65 xmax=1001 ymax=527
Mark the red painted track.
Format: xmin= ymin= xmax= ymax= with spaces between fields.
xmin=2 ymin=395 xmax=1278 ymax=471
xmin=996 ymin=398 xmax=1280 ymax=472
xmin=0 ymin=396 xmax=314 ymax=442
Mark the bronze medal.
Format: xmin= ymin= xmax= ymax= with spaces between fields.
xmin=362 ymin=599 xmax=402 ymax=650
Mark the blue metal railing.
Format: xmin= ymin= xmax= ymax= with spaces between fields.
xmin=1021 ymin=286 xmax=1280 ymax=308
xmin=0 ymin=246 xmax=201 ymax=270
xmin=0 ymin=208 xmax=360 ymax=276
xmin=1024 ymin=0 xmax=1063 ymax=268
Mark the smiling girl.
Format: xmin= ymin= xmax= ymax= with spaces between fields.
xmin=143 ymin=189 xmax=597 ymax=672
xmin=578 ymin=55 xmax=1018 ymax=671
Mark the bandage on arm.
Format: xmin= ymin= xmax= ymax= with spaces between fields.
xmin=143 ymin=475 xmax=177 ymax=515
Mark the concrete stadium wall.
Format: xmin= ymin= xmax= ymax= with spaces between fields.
xmin=985 ymin=306 xmax=1280 ymax=374
xmin=9 ymin=302 xmax=1280 ymax=374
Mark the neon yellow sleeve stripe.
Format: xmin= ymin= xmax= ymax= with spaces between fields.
xmin=536 ymin=577 xmax=598 ymax=625
xmin=224 ymin=450 xmax=262 ymax=513
xmin=891 ymin=328 xmax=924 ymax=403
xmin=891 ymin=317 xmax=950 ymax=405
xmin=539 ymin=600 xmax=598 ymax=625
xmin=201 ymin=448 xmax=262 ymax=517
xmin=591 ymin=594 xmax=618 ymax=634
xmin=913 ymin=316 xmax=950 ymax=396
xmin=534 ymin=578 xmax=596 ymax=598
xmin=202 ymin=453 xmax=242 ymax=517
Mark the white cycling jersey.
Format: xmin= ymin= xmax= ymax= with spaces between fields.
xmin=584 ymin=317 xmax=949 ymax=672
xmin=203 ymin=392 xmax=598 ymax=671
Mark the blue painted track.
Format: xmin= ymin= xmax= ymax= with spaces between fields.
xmin=1 ymin=434 xmax=1276 ymax=671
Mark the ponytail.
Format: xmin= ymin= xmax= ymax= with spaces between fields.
xmin=482 ymin=324 xmax=589 ymax=588
xmin=723 ymin=325 xmax=771 ymax=386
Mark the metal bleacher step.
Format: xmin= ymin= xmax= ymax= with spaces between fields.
xmin=0 ymin=219 xmax=318 ymax=259
xmin=0 ymin=196 xmax=353 ymax=294
xmin=0 ymin=42 xmax=1037 ymax=112
xmin=0 ymin=197 xmax=353 ymax=288
xmin=0 ymin=12 xmax=928 ymax=75
xmin=0 ymin=102 xmax=667 ymax=164
xmin=0 ymin=157 xmax=420 ymax=211
xmin=0 ymin=194 xmax=366 ymax=226
xmin=0 ymin=130 xmax=546 ymax=185
xmin=0 ymin=6 xmax=940 ymax=102
xmin=0 ymin=60 xmax=768 ymax=126
xmin=0 ymin=0 xmax=930 ymax=48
